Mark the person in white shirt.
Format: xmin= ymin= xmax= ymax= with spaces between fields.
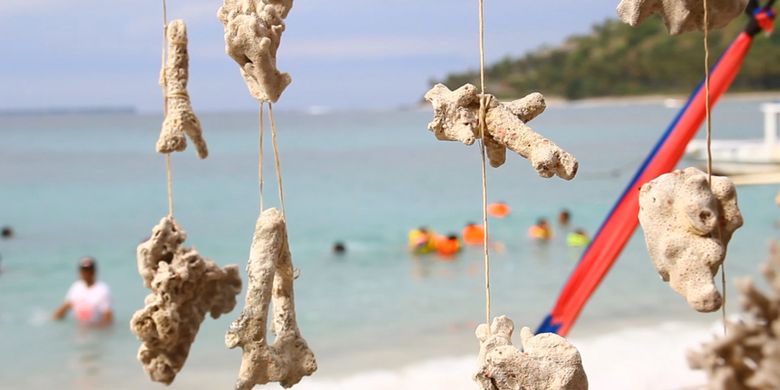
xmin=53 ymin=257 xmax=113 ymax=326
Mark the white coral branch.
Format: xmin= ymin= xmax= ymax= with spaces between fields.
xmin=218 ymin=0 xmax=294 ymax=103
xmin=638 ymin=167 xmax=743 ymax=312
xmin=425 ymin=83 xmax=578 ymax=180
xmin=131 ymin=216 xmax=242 ymax=384
xmin=157 ymin=20 xmax=208 ymax=159
xmin=226 ymin=208 xmax=316 ymax=389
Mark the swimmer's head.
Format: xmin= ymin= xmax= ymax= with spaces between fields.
xmin=1 ymin=226 xmax=13 ymax=239
xmin=78 ymin=257 xmax=97 ymax=286
xmin=333 ymin=242 xmax=346 ymax=255
xmin=558 ymin=210 xmax=571 ymax=225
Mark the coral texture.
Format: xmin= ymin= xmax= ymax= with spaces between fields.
xmin=157 ymin=20 xmax=208 ymax=159
xmin=131 ymin=216 xmax=242 ymax=384
xmin=617 ymin=0 xmax=748 ymax=34
xmin=226 ymin=208 xmax=316 ymax=389
xmin=218 ymin=0 xmax=294 ymax=103
xmin=689 ymin=242 xmax=780 ymax=389
xmin=474 ymin=316 xmax=588 ymax=390
xmin=424 ymin=83 xmax=577 ymax=180
xmin=638 ymin=167 xmax=743 ymax=312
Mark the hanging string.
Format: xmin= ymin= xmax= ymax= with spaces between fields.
xmin=702 ymin=0 xmax=727 ymax=335
xmin=704 ymin=1 xmax=713 ymax=187
xmin=268 ymin=104 xmax=287 ymax=217
xmin=161 ymin=0 xmax=175 ymax=217
xmin=477 ymin=0 xmax=492 ymax=330
xmin=166 ymin=155 xmax=174 ymax=216
xmin=258 ymin=102 xmax=266 ymax=211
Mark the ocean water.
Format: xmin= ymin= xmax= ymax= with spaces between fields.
xmin=1 ymin=99 xmax=778 ymax=389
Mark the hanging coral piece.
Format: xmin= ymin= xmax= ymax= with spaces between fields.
xmin=474 ymin=316 xmax=588 ymax=390
xmin=688 ymin=242 xmax=780 ymax=389
xmin=617 ymin=0 xmax=749 ymax=34
xmin=226 ymin=208 xmax=316 ymax=389
xmin=638 ymin=167 xmax=743 ymax=312
xmin=425 ymin=83 xmax=578 ymax=180
xmin=218 ymin=0 xmax=294 ymax=103
xmin=131 ymin=216 xmax=242 ymax=384
xmin=157 ymin=20 xmax=209 ymax=159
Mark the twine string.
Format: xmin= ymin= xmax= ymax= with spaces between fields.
xmin=702 ymin=0 xmax=727 ymax=335
xmin=477 ymin=0 xmax=492 ymax=330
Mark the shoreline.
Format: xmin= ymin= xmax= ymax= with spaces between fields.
xmin=545 ymin=90 xmax=780 ymax=108
xmin=280 ymin=319 xmax=714 ymax=390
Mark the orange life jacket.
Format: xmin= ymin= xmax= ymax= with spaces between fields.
xmin=528 ymin=225 xmax=551 ymax=240
xmin=487 ymin=203 xmax=511 ymax=218
xmin=437 ymin=237 xmax=461 ymax=256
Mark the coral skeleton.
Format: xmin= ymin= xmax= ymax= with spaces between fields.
xmin=130 ymin=216 xmax=242 ymax=384
xmin=424 ymin=83 xmax=578 ymax=180
xmin=218 ymin=0 xmax=294 ymax=103
xmin=226 ymin=208 xmax=316 ymax=389
xmin=474 ymin=316 xmax=588 ymax=390
xmin=638 ymin=167 xmax=743 ymax=312
xmin=617 ymin=0 xmax=748 ymax=34
xmin=157 ymin=20 xmax=208 ymax=159
xmin=689 ymin=242 xmax=780 ymax=389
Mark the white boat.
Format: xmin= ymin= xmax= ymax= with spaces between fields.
xmin=685 ymin=102 xmax=780 ymax=176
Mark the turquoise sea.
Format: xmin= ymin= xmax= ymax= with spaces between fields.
xmin=1 ymin=99 xmax=778 ymax=389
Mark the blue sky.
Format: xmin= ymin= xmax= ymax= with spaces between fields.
xmin=0 ymin=1 xmax=617 ymax=112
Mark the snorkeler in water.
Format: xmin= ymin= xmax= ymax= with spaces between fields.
xmin=408 ymin=227 xmax=437 ymax=254
xmin=462 ymin=222 xmax=485 ymax=246
xmin=436 ymin=234 xmax=462 ymax=258
xmin=566 ymin=229 xmax=590 ymax=247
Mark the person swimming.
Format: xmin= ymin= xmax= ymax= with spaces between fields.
xmin=558 ymin=210 xmax=571 ymax=228
xmin=528 ymin=218 xmax=552 ymax=241
xmin=1 ymin=226 xmax=13 ymax=239
xmin=436 ymin=234 xmax=462 ymax=258
xmin=566 ymin=229 xmax=590 ymax=247
xmin=408 ymin=227 xmax=437 ymax=254
xmin=462 ymin=222 xmax=485 ymax=246
xmin=53 ymin=257 xmax=113 ymax=326
xmin=333 ymin=241 xmax=347 ymax=255
xmin=487 ymin=201 xmax=511 ymax=218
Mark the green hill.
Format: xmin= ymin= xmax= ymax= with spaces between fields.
xmin=436 ymin=16 xmax=780 ymax=100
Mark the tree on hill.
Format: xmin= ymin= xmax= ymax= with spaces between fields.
xmin=436 ymin=16 xmax=780 ymax=100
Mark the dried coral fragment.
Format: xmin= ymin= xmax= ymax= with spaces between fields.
xmin=474 ymin=316 xmax=588 ymax=390
xmin=218 ymin=0 xmax=294 ymax=103
xmin=157 ymin=20 xmax=208 ymax=159
xmin=130 ymin=216 xmax=242 ymax=384
xmin=617 ymin=0 xmax=748 ymax=34
xmin=424 ymin=83 xmax=578 ymax=179
xmin=638 ymin=167 xmax=743 ymax=312
xmin=689 ymin=242 xmax=780 ymax=389
xmin=226 ymin=208 xmax=316 ymax=389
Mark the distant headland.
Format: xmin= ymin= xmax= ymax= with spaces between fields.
xmin=435 ymin=16 xmax=780 ymax=100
